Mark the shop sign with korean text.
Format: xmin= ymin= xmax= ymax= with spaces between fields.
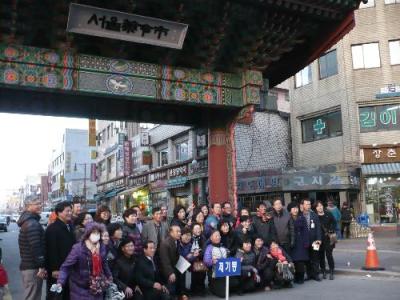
xmin=67 ymin=3 xmax=188 ymax=49
xmin=123 ymin=141 xmax=132 ymax=176
xmin=361 ymin=145 xmax=400 ymax=163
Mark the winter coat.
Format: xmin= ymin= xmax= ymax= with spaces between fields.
xmin=220 ymin=231 xmax=240 ymax=256
xmin=141 ymin=220 xmax=168 ymax=250
xmin=273 ymin=210 xmax=295 ymax=247
xmin=254 ymin=246 xmax=276 ymax=272
xmin=112 ymin=254 xmax=138 ymax=291
xmin=318 ymin=211 xmax=337 ymax=249
xmin=235 ymin=249 xmax=257 ymax=276
xmin=205 ymin=214 xmax=220 ymax=238
xmin=253 ymin=216 xmax=277 ymax=246
xmin=235 ymin=224 xmax=255 ymax=245
xmin=289 ymin=215 xmax=310 ymax=262
xmin=17 ymin=211 xmax=45 ymax=270
xmin=134 ymin=254 xmax=162 ymax=289
xmin=122 ymin=222 xmax=144 ymax=255
xmin=179 ymin=241 xmax=196 ymax=263
xmin=203 ymin=243 xmax=228 ymax=277
xmin=327 ymin=206 xmax=341 ymax=223
xmin=58 ymin=242 xmax=112 ymax=300
xmin=159 ymin=236 xmax=179 ymax=279
xmin=45 ymin=218 xmax=75 ymax=273
xmin=341 ymin=208 xmax=352 ymax=222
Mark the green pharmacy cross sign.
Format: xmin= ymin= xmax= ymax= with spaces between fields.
xmin=313 ymin=119 xmax=326 ymax=135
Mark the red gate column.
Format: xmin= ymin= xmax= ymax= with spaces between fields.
xmin=208 ymin=127 xmax=230 ymax=205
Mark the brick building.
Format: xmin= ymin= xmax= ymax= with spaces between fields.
xmin=288 ymin=0 xmax=400 ymax=223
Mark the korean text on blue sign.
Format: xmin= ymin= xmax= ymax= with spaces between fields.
xmin=215 ymin=258 xmax=241 ymax=278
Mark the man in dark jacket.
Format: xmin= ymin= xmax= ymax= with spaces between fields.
xmin=221 ymin=201 xmax=236 ymax=228
xmin=160 ymin=225 xmax=182 ymax=298
xmin=301 ymin=198 xmax=322 ymax=281
xmin=136 ymin=241 xmax=171 ymax=300
xmin=253 ymin=206 xmax=277 ymax=246
xmin=272 ymin=199 xmax=295 ymax=253
xmin=340 ymin=202 xmax=353 ymax=239
xmin=45 ymin=201 xmax=75 ymax=300
xmin=18 ymin=197 xmax=46 ymax=300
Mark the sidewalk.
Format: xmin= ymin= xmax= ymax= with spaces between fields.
xmin=333 ymin=230 xmax=400 ymax=276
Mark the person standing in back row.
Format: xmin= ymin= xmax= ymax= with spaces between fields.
xmin=18 ymin=197 xmax=47 ymax=300
xmin=272 ymin=199 xmax=294 ymax=253
xmin=301 ymin=199 xmax=322 ymax=282
xmin=45 ymin=201 xmax=75 ymax=300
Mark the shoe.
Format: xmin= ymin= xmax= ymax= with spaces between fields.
xmin=329 ymin=270 xmax=334 ymax=280
xmin=313 ymin=275 xmax=321 ymax=282
xmin=322 ymin=270 xmax=327 ymax=280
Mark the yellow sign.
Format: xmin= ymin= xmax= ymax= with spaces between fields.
xmin=89 ymin=119 xmax=96 ymax=146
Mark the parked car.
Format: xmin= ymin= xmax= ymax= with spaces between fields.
xmin=0 ymin=217 xmax=8 ymax=232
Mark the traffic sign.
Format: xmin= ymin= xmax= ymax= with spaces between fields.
xmin=215 ymin=257 xmax=241 ymax=278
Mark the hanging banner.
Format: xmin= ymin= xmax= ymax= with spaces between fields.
xmin=67 ymin=3 xmax=188 ymax=49
xmin=123 ymin=141 xmax=132 ymax=176
xmin=89 ymin=119 xmax=96 ymax=146
xmin=90 ymin=163 xmax=97 ymax=182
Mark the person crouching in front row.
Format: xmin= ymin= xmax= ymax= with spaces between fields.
xmin=269 ymin=241 xmax=295 ymax=289
xmin=235 ymin=237 xmax=260 ymax=295
xmin=253 ymin=236 xmax=276 ymax=291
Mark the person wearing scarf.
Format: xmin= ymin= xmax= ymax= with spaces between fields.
xmin=55 ymin=222 xmax=112 ymax=299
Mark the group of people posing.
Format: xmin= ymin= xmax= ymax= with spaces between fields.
xmin=18 ymin=197 xmax=346 ymax=299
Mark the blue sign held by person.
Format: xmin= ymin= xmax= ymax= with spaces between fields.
xmin=215 ymin=258 xmax=241 ymax=278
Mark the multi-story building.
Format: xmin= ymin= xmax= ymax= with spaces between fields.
xmin=49 ymin=129 xmax=97 ymax=204
xmin=110 ymin=85 xmax=292 ymax=215
xmin=95 ymin=120 xmax=140 ymax=211
xmin=288 ymin=0 xmax=400 ymax=223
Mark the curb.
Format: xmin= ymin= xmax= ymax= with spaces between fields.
xmin=335 ymin=268 xmax=400 ymax=279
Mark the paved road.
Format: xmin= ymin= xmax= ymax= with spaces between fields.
xmin=1 ymin=223 xmax=399 ymax=300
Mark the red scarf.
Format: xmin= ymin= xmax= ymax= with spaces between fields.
xmin=270 ymin=247 xmax=286 ymax=262
xmin=92 ymin=252 xmax=102 ymax=277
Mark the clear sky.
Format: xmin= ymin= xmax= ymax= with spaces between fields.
xmin=0 ymin=113 xmax=88 ymax=201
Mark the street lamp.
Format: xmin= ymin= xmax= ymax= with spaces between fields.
xmin=74 ymin=163 xmax=87 ymax=204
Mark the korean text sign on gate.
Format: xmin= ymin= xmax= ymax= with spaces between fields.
xmin=215 ymin=258 xmax=241 ymax=278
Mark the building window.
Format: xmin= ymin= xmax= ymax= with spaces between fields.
xmin=351 ymin=43 xmax=380 ymax=69
xmin=385 ymin=0 xmax=400 ymax=4
xmin=389 ymin=40 xmax=400 ymax=65
xmin=158 ymin=149 xmax=168 ymax=167
xmin=301 ymin=110 xmax=343 ymax=143
xmin=175 ymin=141 xmax=189 ymax=162
xmin=295 ymin=65 xmax=312 ymax=88
xmin=359 ymin=0 xmax=375 ymax=8
xmin=319 ymin=50 xmax=338 ymax=79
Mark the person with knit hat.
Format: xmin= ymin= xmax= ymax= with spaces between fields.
xmin=287 ymin=202 xmax=310 ymax=284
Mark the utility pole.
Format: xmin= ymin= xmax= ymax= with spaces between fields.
xmin=83 ymin=163 xmax=87 ymax=205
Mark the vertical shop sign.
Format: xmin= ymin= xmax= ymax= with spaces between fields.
xmin=123 ymin=141 xmax=132 ymax=176
xmin=90 ymin=163 xmax=97 ymax=182
xmin=89 ymin=119 xmax=96 ymax=146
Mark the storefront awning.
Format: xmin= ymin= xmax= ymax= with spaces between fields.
xmin=94 ymin=192 xmax=105 ymax=201
xmin=362 ymin=163 xmax=400 ymax=175
xmin=117 ymin=184 xmax=148 ymax=197
xmin=104 ymin=187 xmax=126 ymax=198
xmin=167 ymin=177 xmax=188 ymax=189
